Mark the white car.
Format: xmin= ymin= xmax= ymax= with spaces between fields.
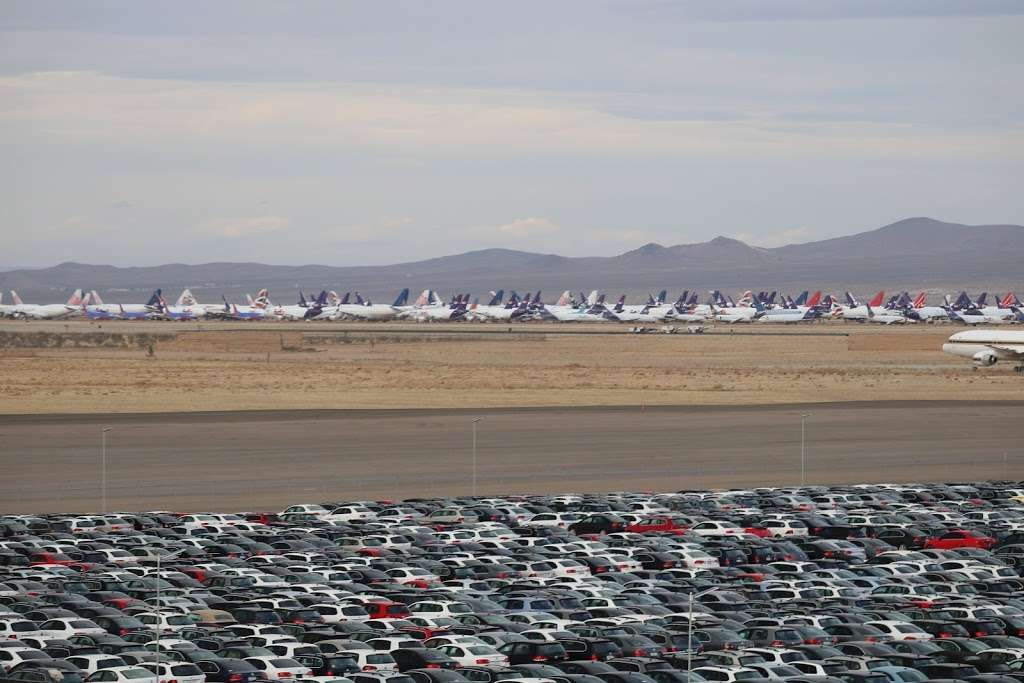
xmin=865 ymin=620 xmax=934 ymax=641
xmin=66 ymin=655 xmax=129 ymax=675
xmin=691 ymin=666 xmax=760 ymax=682
xmin=142 ymin=662 xmax=206 ymax=683
xmin=0 ymin=619 xmax=40 ymax=640
xmin=0 ymin=648 xmax=51 ymax=673
xmin=245 ymin=657 xmax=315 ymax=680
xmin=136 ymin=613 xmax=194 ymax=632
xmin=434 ymin=644 xmax=509 ymax=667
xmin=689 ymin=521 xmax=751 ymax=538
xmin=760 ymin=519 xmax=809 ymax=538
xmin=337 ymin=650 xmax=398 ymax=672
xmin=36 ymin=618 xmax=106 ymax=639
xmin=85 ymin=667 xmax=159 ymax=683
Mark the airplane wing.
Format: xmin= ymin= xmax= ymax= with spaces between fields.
xmin=986 ymin=344 xmax=1024 ymax=358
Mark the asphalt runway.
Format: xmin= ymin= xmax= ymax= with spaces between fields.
xmin=2 ymin=401 xmax=1023 ymax=514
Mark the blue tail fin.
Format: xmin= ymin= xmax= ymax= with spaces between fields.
xmin=392 ymin=288 xmax=410 ymax=307
xmin=145 ymin=289 xmax=163 ymax=307
xmin=487 ymin=290 xmax=503 ymax=306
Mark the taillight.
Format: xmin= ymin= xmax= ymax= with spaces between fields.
xmin=939 ymin=632 xmax=953 ymax=638
xmin=426 ymin=664 xmax=441 ymax=669
xmin=363 ymin=666 xmax=377 ymax=671
xmin=866 ymin=636 xmax=878 ymax=642
xmin=475 ymin=659 xmax=490 ymax=664
xmin=976 ymin=631 xmax=986 ymax=637
xmin=634 ymin=649 xmax=645 ymax=656
xmin=771 ymin=640 xmax=783 ymax=647
xmin=229 ymin=675 xmax=243 ymax=682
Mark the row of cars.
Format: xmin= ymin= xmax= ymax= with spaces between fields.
xmin=3 ymin=482 xmax=1024 ymax=683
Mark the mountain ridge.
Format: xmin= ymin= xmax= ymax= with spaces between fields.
xmin=2 ymin=217 xmax=1022 ymax=301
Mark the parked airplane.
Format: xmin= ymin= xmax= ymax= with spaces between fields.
xmin=147 ymin=289 xmax=207 ymax=320
xmin=332 ymin=288 xmax=411 ymax=320
xmin=942 ymin=330 xmax=1024 ymax=370
xmin=2 ymin=289 xmax=83 ymax=319
xmin=265 ymin=292 xmax=316 ymax=321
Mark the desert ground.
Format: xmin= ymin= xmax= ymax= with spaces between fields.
xmin=2 ymin=321 xmax=1021 ymax=513
xmin=0 ymin=320 xmax=1020 ymax=414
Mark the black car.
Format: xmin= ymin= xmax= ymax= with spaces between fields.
xmin=568 ymin=516 xmax=628 ymax=536
xmin=560 ymin=638 xmax=621 ymax=662
xmin=406 ymin=670 xmax=473 ymax=683
xmin=195 ymin=657 xmax=268 ymax=683
xmin=500 ymin=641 xmax=569 ymax=664
xmin=391 ymin=648 xmax=459 ymax=671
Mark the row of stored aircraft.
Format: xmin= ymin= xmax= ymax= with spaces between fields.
xmin=1 ymin=287 xmax=1023 ymax=326
xmin=2 ymin=287 xmax=1022 ymax=370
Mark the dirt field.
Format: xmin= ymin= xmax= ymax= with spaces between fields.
xmin=0 ymin=321 xmax=1019 ymax=414
xmin=1 ymin=402 xmax=1022 ymax=513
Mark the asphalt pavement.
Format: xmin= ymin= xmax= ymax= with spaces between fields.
xmin=1 ymin=401 xmax=1022 ymax=513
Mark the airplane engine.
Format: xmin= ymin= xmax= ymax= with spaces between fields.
xmin=973 ymin=351 xmax=998 ymax=367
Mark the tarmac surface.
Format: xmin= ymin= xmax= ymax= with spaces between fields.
xmin=2 ymin=401 xmax=1023 ymax=514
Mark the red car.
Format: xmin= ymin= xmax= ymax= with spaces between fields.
xmin=625 ymin=516 xmax=691 ymax=535
xmin=923 ymin=529 xmax=995 ymax=550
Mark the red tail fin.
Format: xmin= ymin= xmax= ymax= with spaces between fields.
xmin=806 ymin=291 xmax=821 ymax=307
xmin=868 ymin=290 xmax=885 ymax=308
xmin=913 ymin=292 xmax=927 ymax=308
xmin=1000 ymin=292 xmax=1015 ymax=308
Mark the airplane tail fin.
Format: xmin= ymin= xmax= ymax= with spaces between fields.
xmin=89 ymin=290 xmax=105 ymax=306
xmin=586 ymin=290 xmax=598 ymax=307
xmin=614 ymin=295 xmax=625 ymax=313
xmin=298 ymin=291 xmax=308 ymax=307
xmin=414 ymin=289 xmax=430 ymax=306
xmin=339 ymin=292 xmax=351 ymax=305
xmin=556 ymin=290 xmax=571 ymax=307
xmin=11 ymin=290 xmax=23 ymax=306
xmin=177 ymin=288 xmax=199 ymax=307
xmin=868 ymin=290 xmax=885 ymax=308
xmin=913 ymin=292 xmax=927 ymax=308
xmin=975 ymin=292 xmax=988 ymax=308
xmin=532 ymin=291 xmax=542 ymax=305
xmin=486 ymin=289 xmax=504 ymax=307
xmin=656 ymin=289 xmax=667 ymax=305
xmin=806 ymin=290 xmax=821 ymax=308
xmin=145 ymin=289 xmax=163 ymax=308
xmin=66 ymin=289 xmax=84 ymax=306
xmin=999 ymin=292 xmax=1015 ymax=308
xmin=392 ymin=288 xmax=410 ymax=307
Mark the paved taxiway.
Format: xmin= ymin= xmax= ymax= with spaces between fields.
xmin=2 ymin=401 xmax=1022 ymax=513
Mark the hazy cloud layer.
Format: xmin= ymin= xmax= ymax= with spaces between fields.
xmin=0 ymin=1 xmax=1021 ymax=267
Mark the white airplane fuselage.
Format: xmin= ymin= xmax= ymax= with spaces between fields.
xmin=942 ymin=330 xmax=1024 ymax=367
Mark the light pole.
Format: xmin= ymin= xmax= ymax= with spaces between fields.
xmin=471 ymin=417 xmax=483 ymax=497
xmin=800 ymin=413 xmax=811 ymax=487
xmin=686 ymin=588 xmax=718 ymax=672
xmin=101 ymin=427 xmax=113 ymax=514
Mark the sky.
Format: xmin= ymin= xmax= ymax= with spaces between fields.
xmin=1 ymin=0 xmax=1022 ymax=268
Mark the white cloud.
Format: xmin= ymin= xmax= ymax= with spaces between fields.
xmin=475 ymin=217 xmax=561 ymax=238
xmin=737 ymin=226 xmax=813 ymax=247
xmin=2 ymin=71 xmax=1019 ymax=161
xmin=200 ymin=214 xmax=289 ymax=238
xmin=329 ymin=216 xmax=413 ymax=243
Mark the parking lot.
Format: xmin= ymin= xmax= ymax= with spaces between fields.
xmin=5 ymin=483 xmax=1024 ymax=683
